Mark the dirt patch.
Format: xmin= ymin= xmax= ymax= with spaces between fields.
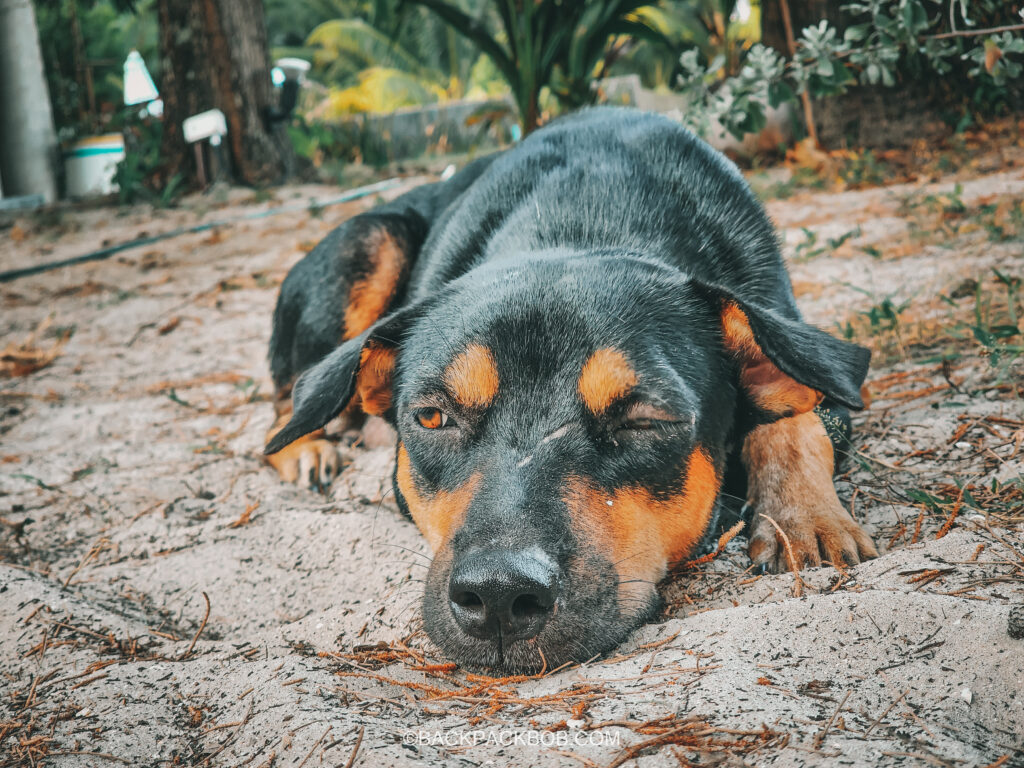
xmin=1 ymin=164 xmax=1022 ymax=766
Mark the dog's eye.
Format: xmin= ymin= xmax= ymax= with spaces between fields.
xmin=614 ymin=403 xmax=685 ymax=433
xmin=619 ymin=418 xmax=658 ymax=430
xmin=616 ymin=418 xmax=669 ymax=434
xmin=415 ymin=408 xmax=451 ymax=429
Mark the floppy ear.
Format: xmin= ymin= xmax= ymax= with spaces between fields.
xmin=265 ymin=303 xmax=421 ymax=455
xmin=696 ymin=284 xmax=870 ymax=415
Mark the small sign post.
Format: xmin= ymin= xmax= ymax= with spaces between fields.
xmin=183 ymin=109 xmax=228 ymax=188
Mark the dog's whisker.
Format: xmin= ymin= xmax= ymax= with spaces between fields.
xmin=716 ymin=489 xmax=750 ymax=504
xmin=375 ymin=541 xmax=433 ymax=563
xmin=386 ymin=562 xmax=431 ymax=574
xmin=610 ymin=549 xmax=649 ymax=568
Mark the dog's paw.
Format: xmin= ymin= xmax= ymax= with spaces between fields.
xmin=266 ymin=437 xmax=340 ymax=492
xmin=748 ymin=496 xmax=878 ymax=573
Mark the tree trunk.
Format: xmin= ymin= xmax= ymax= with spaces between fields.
xmin=157 ymin=0 xmax=291 ymax=188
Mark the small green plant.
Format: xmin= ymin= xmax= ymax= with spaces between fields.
xmin=861 ymin=296 xmax=912 ymax=336
xmin=96 ymin=289 xmax=139 ymax=309
xmin=979 ymin=201 xmax=1024 ymax=242
xmin=113 ymin=121 xmax=184 ymax=207
xmin=838 ymin=283 xmax=914 ymax=361
xmin=794 ymin=228 xmax=822 ymax=261
xmin=913 ymin=183 xmax=966 ymax=216
xmin=750 ymin=165 xmax=825 ymax=200
xmin=793 ymin=226 xmax=862 ymax=262
xmin=940 ymin=269 xmax=1023 ymax=376
xmin=838 ymin=151 xmax=890 ymax=188
xmin=401 ymin=0 xmax=672 ymax=133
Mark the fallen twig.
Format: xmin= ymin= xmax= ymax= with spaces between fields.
xmin=203 ymin=699 xmax=254 ymax=765
xmin=181 ymin=592 xmax=211 ymax=661
xmin=682 ymin=520 xmax=745 ymax=569
xmin=343 ymin=725 xmax=365 ymax=768
xmin=296 ymin=725 xmax=332 ymax=768
xmin=865 ymin=689 xmax=908 ymax=735
xmin=758 ymin=514 xmax=805 ymax=598
xmin=813 ymin=690 xmax=850 ymax=749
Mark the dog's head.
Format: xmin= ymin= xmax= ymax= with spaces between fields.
xmin=267 ymin=254 xmax=869 ymax=671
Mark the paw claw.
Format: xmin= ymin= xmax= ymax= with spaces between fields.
xmin=266 ymin=437 xmax=339 ymax=494
xmin=749 ymin=501 xmax=876 ymax=575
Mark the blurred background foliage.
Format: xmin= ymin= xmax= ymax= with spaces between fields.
xmin=35 ymin=0 xmax=158 ymax=137
xmin=36 ymin=0 xmax=751 ymax=134
xmin=31 ymin=0 xmax=1022 ymax=177
xmin=267 ymin=0 xmax=493 ymax=114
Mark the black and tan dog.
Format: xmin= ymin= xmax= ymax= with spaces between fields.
xmin=264 ymin=107 xmax=877 ymax=671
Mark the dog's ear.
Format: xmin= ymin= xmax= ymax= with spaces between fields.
xmin=265 ymin=302 xmax=422 ymax=455
xmin=696 ymin=283 xmax=870 ymax=415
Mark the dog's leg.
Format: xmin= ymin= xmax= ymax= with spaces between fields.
xmin=264 ymin=387 xmax=341 ymax=490
xmin=265 ymin=211 xmax=424 ymax=489
xmin=743 ymin=408 xmax=877 ymax=572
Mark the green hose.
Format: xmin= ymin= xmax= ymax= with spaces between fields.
xmin=0 ymin=178 xmax=402 ymax=283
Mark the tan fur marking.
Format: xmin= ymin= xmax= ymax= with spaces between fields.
xmin=720 ymin=301 xmax=823 ymax=416
xmin=563 ymin=447 xmax=720 ymax=608
xmin=397 ymin=444 xmax=481 ymax=551
xmin=743 ymin=411 xmax=878 ymax=570
xmin=356 ymin=342 xmax=397 ymax=416
xmin=578 ymin=348 xmax=638 ymax=415
xmin=343 ymin=232 xmax=406 ymax=340
xmin=442 ymin=343 xmax=500 ymax=409
xmin=264 ymin=406 xmax=335 ymax=483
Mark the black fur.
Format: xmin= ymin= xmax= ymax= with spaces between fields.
xmin=265 ymin=108 xmax=872 ymax=671
xmin=269 ymin=154 xmax=497 ymax=390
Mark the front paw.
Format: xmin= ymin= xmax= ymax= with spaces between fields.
xmin=748 ymin=497 xmax=878 ymax=573
xmin=266 ymin=437 xmax=340 ymax=492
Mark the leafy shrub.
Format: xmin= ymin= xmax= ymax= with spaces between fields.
xmin=676 ymin=1 xmax=1024 ymax=141
xmin=113 ymin=120 xmax=184 ymax=206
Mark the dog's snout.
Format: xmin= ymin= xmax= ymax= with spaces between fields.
xmin=448 ymin=550 xmax=558 ymax=641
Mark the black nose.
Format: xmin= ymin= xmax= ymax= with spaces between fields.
xmin=448 ymin=549 xmax=558 ymax=641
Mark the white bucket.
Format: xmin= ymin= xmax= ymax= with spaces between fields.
xmin=65 ymin=134 xmax=125 ymax=197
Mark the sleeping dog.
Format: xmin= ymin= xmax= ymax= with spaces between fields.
xmin=264 ymin=107 xmax=878 ymax=672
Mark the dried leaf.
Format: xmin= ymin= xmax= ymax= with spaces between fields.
xmin=228 ymin=501 xmax=260 ymax=528
xmin=984 ymin=41 xmax=1002 ymax=74
xmin=786 ymin=137 xmax=830 ymax=172
xmin=158 ymin=316 xmax=181 ymax=335
xmin=1 ymin=317 xmax=69 ymax=378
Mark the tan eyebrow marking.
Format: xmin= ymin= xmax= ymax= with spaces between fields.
xmin=578 ymin=347 xmax=638 ymax=415
xmin=442 ymin=343 xmax=500 ymax=408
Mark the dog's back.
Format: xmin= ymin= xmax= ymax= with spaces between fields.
xmin=408 ymin=108 xmax=799 ymax=319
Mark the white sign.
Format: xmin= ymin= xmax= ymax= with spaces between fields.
xmin=183 ymin=109 xmax=228 ymax=144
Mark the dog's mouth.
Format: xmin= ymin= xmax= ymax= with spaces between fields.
xmin=420 ymin=546 xmax=661 ymax=672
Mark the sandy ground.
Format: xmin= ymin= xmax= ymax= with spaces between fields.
xmin=1 ymin=159 xmax=1023 ymax=767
